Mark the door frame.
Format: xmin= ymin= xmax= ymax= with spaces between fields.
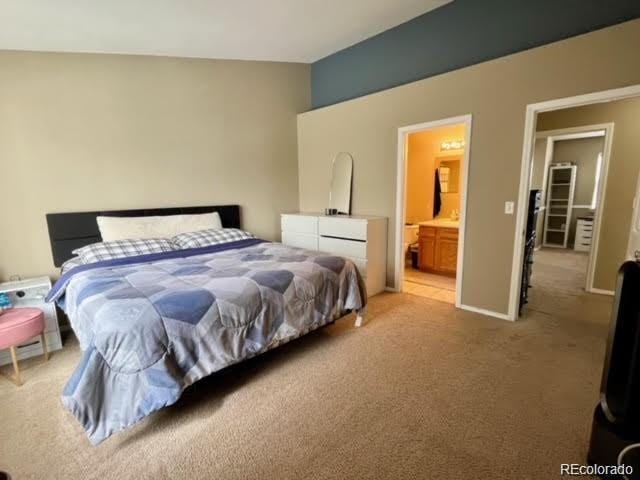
xmin=626 ymin=172 xmax=640 ymax=263
xmin=394 ymin=114 xmax=473 ymax=309
xmin=508 ymin=84 xmax=640 ymax=321
xmin=535 ymin=124 xmax=613 ymax=294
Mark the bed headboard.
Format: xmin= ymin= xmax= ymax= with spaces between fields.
xmin=46 ymin=205 xmax=241 ymax=267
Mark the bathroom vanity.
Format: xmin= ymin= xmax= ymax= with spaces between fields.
xmin=418 ymin=219 xmax=459 ymax=276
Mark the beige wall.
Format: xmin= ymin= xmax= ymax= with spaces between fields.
xmin=405 ymin=124 xmax=464 ymax=224
xmin=0 ymin=51 xmax=310 ymax=281
xmin=553 ymin=137 xmax=604 ymax=248
xmin=297 ymin=19 xmax=640 ymax=315
xmin=554 ymin=138 xmax=603 ymax=207
xmin=538 ymin=97 xmax=640 ymax=291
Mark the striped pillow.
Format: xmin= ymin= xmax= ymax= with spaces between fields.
xmin=61 ymin=256 xmax=83 ymax=274
xmin=72 ymin=238 xmax=173 ymax=264
xmin=172 ymin=228 xmax=255 ymax=250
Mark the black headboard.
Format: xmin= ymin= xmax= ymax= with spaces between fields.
xmin=46 ymin=205 xmax=241 ymax=267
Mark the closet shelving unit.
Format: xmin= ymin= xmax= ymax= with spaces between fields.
xmin=543 ymin=164 xmax=577 ymax=248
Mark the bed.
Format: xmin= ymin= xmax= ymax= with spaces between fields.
xmin=45 ymin=205 xmax=366 ymax=444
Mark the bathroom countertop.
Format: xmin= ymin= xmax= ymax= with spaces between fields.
xmin=418 ymin=218 xmax=460 ymax=229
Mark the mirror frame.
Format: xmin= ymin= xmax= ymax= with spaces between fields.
xmin=329 ymin=152 xmax=353 ymax=215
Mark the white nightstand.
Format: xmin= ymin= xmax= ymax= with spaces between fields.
xmin=0 ymin=276 xmax=62 ymax=366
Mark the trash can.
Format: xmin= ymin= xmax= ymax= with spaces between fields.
xmin=410 ymin=244 xmax=419 ymax=269
xmin=587 ymin=261 xmax=640 ymax=477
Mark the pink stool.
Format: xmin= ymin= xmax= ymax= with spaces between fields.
xmin=0 ymin=308 xmax=48 ymax=386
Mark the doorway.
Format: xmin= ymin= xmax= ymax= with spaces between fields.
xmin=510 ymin=85 xmax=640 ymax=320
xmin=532 ymin=125 xmax=612 ymax=293
xmin=395 ymin=115 xmax=472 ymax=307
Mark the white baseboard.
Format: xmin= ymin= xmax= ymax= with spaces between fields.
xmin=589 ymin=287 xmax=615 ymax=296
xmin=459 ymin=304 xmax=513 ymax=321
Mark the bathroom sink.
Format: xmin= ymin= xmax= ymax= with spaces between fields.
xmin=418 ymin=218 xmax=460 ymax=229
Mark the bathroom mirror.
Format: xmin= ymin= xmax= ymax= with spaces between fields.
xmin=438 ymin=157 xmax=461 ymax=194
xmin=329 ymin=152 xmax=353 ymax=215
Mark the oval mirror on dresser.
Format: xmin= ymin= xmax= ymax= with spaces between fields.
xmin=329 ymin=152 xmax=353 ymax=215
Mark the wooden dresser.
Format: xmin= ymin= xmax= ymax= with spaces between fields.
xmin=281 ymin=213 xmax=387 ymax=296
xmin=419 ymin=225 xmax=459 ymax=276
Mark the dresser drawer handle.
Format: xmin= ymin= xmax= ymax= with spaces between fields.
xmin=319 ymin=234 xmax=366 ymax=243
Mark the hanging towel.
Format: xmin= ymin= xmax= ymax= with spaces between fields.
xmin=433 ymin=168 xmax=442 ymax=217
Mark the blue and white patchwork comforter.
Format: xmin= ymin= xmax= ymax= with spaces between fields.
xmin=47 ymin=239 xmax=366 ymax=444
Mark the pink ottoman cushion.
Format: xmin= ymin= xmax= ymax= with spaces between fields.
xmin=0 ymin=308 xmax=45 ymax=350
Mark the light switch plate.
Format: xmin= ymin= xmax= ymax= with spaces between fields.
xmin=505 ymin=201 xmax=515 ymax=215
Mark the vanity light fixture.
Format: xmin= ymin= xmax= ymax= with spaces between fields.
xmin=440 ymin=139 xmax=465 ymax=151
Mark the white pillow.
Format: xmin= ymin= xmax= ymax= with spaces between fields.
xmin=97 ymin=212 xmax=222 ymax=241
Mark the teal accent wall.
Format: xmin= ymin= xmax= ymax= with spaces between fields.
xmin=311 ymin=0 xmax=640 ymax=108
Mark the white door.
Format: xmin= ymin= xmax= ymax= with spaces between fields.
xmin=627 ymin=172 xmax=640 ymax=261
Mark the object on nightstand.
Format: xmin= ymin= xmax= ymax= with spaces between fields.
xmin=0 ymin=277 xmax=62 ymax=367
xmin=0 ymin=293 xmax=11 ymax=314
xmin=410 ymin=244 xmax=419 ymax=269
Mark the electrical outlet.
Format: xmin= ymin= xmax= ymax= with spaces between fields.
xmin=505 ymin=201 xmax=515 ymax=215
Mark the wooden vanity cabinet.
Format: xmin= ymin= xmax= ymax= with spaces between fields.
xmin=418 ymin=227 xmax=437 ymax=271
xmin=418 ymin=226 xmax=458 ymax=276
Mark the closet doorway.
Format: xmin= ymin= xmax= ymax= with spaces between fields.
xmin=532 ymin=124 xmax=612 ymax=294
xmin=510 ymin=84 xmax=640 ymax=320
xmin=394 ymin=115 xmax=472 ymax=307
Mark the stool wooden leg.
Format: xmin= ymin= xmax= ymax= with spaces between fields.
xmin=41 ymin=333 xmax=49 ymax=361
xmin=9 ymin=346 xmax=22 ymax=386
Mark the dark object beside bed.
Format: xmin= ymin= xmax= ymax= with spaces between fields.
xmin=46 ymin=205 xmax=241 ymax=267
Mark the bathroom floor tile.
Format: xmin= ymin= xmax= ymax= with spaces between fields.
xmin=403 ymin=281 xmax=455 ymax=304
xmin=404 ymin=267 xmax=456 ymax=291
xmin=432 ymin=289 xmax=456 ymax=304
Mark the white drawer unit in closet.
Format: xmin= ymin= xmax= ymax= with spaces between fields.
xmin=281 ymin=213 xmax=387 ymax=296
xmin=0 ymin=276 xmax=63 ymax=366
xmin=574 ymin=217 xmax=594 ymax=252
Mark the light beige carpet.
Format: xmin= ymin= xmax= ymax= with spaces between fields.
xmin=0 ymin=250 xmax=613 ymax=479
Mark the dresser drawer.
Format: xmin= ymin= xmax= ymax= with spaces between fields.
xmin=319 ymin=236 xmax=367 ymax=259
xmin=281 ymin=214 xmax=318 ymax=235
xmin=0 ymin=330 xmax=60 ymax=366
xmin=318 ymin=217 xmax=367 ymax=241
xmin=282 ymin=232 xmax=318 ymax=250
xmin=574 ymin=242 xmax=591 ymax=252
xmin=346 ymin=257 xmax=367 ymax=277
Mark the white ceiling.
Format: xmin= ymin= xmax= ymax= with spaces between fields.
xmin=0 ymin=0 xmax=451 ymax=63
